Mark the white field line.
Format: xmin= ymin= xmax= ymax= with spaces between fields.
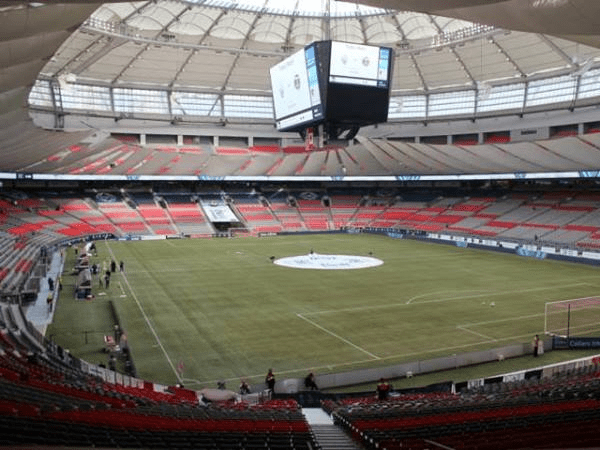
xmin=405 ymin=289 xmax=488 ymax=305
xmin=100 ymin=241 xmax=597 ymax=387
xmin=456 ymin=326 xmax=497 ymax=342
xmin=404 ymin=283 xmax=590 ymax=306
xmin=118 ymin=281 xmax=127 ymax=297
xmin=122 ymin=268 xmax=191 ymax=274
xmin=104 ymin=241 xmax=182 ymax=383
xmin=301 ymin=282 xmax=589 ymax=316
xmin=459 ymin=290 xmax=600 ymax=331
xmin=296 ymin=313 xmax=380 ymax=360
xmin=458 ymin=313 xmax=546 ymax=329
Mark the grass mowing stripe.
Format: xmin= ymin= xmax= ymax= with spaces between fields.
xmin=47 ymin=234 xmax=600 ymax=387
xmin=104 ymin=240 xmax=182 ymax=383
xmin=458 ymin=313 xmax=546 ymax=328
xmin=296 ymin=313 xmax=380 ymax=360
xmin=302 ymin=282 xmax=589 ymax=315
xmin=456 ymin=325 xmax=497 ymax=342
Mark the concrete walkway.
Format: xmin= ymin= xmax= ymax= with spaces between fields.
xmin=303 ymin=408 xmax=363 ymax=450
xmin=303 ymin=407 xmax=334 ymax=425
xmin=25 ymin=250 xmax=64 ymax=336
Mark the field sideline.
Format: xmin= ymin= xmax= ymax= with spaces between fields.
xmin=48 ymin=234 xmax=600 ymax=388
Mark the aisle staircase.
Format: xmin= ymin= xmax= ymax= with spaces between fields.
xmin=303 ymin=408 xmax=362 ymax=450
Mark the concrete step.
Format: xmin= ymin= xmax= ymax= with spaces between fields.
xmin=310 ymin=424 xmax=362 ymax=450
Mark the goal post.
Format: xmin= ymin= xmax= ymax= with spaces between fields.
xmin=545 ymin=296 xmax=600 ymax=338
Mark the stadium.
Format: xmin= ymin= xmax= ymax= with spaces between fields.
xmin=2 ymin=0 xmax=600 ymax=448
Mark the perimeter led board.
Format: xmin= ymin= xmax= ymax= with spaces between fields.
xmin=270 ymin=41 xmax=393 ymax=133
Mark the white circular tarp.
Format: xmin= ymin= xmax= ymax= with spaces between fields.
xmin=273 ymin=253 xmax=383 ymax=270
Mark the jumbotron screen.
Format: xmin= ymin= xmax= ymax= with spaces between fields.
xmin=270 ymin=44 xmax=323 ymax=131
xmin=270 ymin=40 xmax=393 ymax=132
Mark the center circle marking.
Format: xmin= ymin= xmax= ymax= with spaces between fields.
xmin=273 ymin=253 xmax=383 ymax=270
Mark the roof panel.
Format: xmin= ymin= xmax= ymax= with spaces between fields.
xmin=227 ymin=55 xmax=276 ymax=91
xmin=32 ymin=0 xmax=600 ymax=103
xmin=416 ymin=49 xmax=473 ymax=88
xmin=432 ymin=16 xmax=473 ymax=34
xmin=171 ymin=9 xmax=224 ymax=35
xmin=93 ymin=2 xmax=143 ymax=22
xmin=494 ymin=32 xmax=569 ymax=75
xmin=135 ymin=2 xmax=188 ymax=26
xmin=118 ymin=46 xmax=190 ymax=84
xmin=547 ymin=35 xmax=600 ymax=65
xmin=174 ymin=50 xmax=236 ymax=88
xmin=40 ymin=31 xmax=100 ymax=77
xmin=289 ymin=17 xmax=325 ymax=45
xmin=250 ymin=15 xmax=290 ymax=44
xmin=394 ymin=12 xmax=439 ymax=39
xmin=84 ymin=42 xmax=147 ymax=82
xmin=454 ymin=39 xmax=521 ymax=83
xmin=392 ymin=54 xmax=426 ymax=91
xmin=210 ymin=11 xmax=255 ymax=40
xmin=363 ymin=16 xmax=403 ymax=44
xmin=331 ymin=19 xmax=365 ymax=43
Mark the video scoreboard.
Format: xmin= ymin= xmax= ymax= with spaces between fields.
xmin=270 ymin=41 xmax=394 ymax=133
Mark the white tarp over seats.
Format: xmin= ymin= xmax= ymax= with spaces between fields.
xmin=202 ymin=204 xmax=239 ymax=222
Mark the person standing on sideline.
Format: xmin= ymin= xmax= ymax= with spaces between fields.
xmin=304 ymin=372 xmax=318 ymax=390
xmin=266 ymin=368 xmax=275 ymax=394
xmin=376 ymin=378 xmax=391 ymax=400
xmin=239 ymin=379 xmax=251 ymax=395
xmin=119 ymin=261 xmax=124 ymax=272
xmin=533 ymin=334 xmax=540 ymax=357
xmin=46 ymin=292 xmax=53 ymax=313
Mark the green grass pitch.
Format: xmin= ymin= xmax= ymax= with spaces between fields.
xmin=47 ymin=234 xmax=600 ymax=389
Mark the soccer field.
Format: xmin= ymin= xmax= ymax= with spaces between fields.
xmin=48 ymin=234 xmax=600 ymax=389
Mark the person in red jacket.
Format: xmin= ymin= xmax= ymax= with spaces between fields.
xmin=376 ymin=378 xmax=391 ymax=400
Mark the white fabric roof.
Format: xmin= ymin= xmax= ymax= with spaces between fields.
xmin=35 ymin=0 xmax=600 ymax=96
xmin=1 ymin=0 xmax=600 ymax=129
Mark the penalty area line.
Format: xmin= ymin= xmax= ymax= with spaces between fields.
xmin=303 ymin=283 xmax=589 ymax=317
xmin=406 ymin=289 xmax=488 ymax=305
xmin=296 ymin=313 xmax=380 ymax=360
xmin=405 ymin=283 xmax=589 ymax=306
xmin=458 ymin=313 xmax=545 ymax=329
xmin=456 ymin=326 xmax=497 ymax=342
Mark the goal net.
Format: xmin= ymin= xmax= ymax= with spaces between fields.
xmin=545 ymin=297 xmax=600 ymax=337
